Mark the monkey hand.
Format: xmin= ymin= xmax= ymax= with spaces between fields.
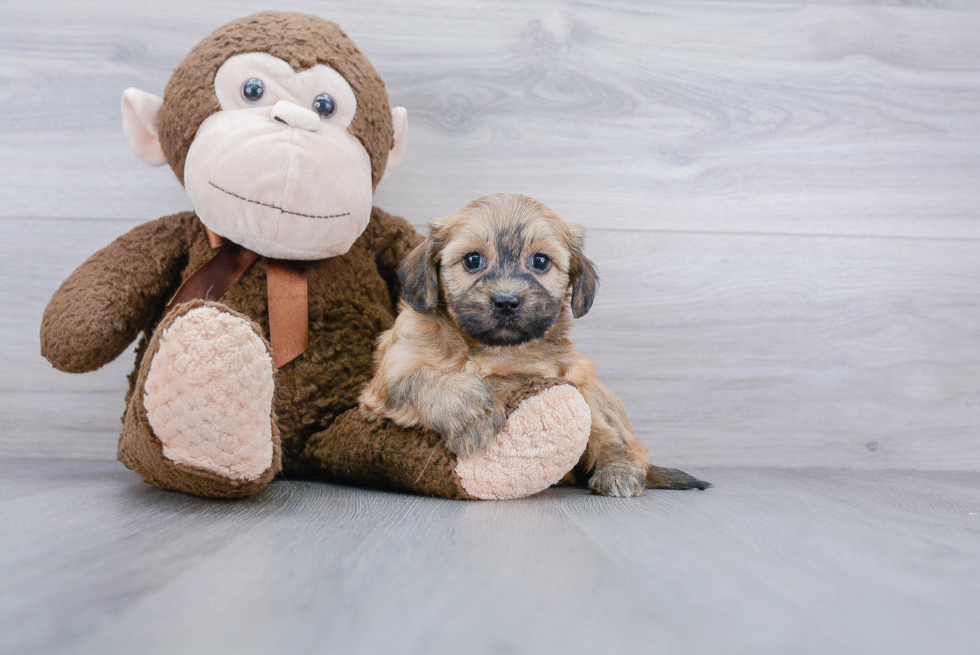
xmin=427 ymin=375 xmax=506 ymax=458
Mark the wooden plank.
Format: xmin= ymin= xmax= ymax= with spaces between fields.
xmin=0 ymin=393 xmax=126 ymax=460
xmin=0 ymin=1 xmax=978 ymax=237
xmin=4 ymin=217 xmax=979 ymax=469
xmin=1 ymin=461 xmax=978 ymax=654
xmin=0 ymin=218 xmax=139 ymax=394
xmin=557 ymin=467 xmax=980 ymax=655
xmin=577 ymin=228 xmax=980 ymax=470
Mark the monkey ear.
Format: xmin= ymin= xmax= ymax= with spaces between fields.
xmin=567 ymin=225 xmax=599 ymax=318
xmin=121 ymin=88 xmax=167 ymax=166
xmin=381 ymin=107 xmax=408 ymax=181
xmin=398 ymin=238 xmax=439 ymax=313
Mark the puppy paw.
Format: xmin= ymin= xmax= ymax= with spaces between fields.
xmin=431 ymin=377 xmax=505 ymax=457
xmin=589 ymin=466 xmax=647 ymax=497
xmin=447 ymin=407 xmax=507 ymax=457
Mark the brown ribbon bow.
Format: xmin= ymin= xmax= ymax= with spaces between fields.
xmin=167 ymin=229 xmax=309 ymax=368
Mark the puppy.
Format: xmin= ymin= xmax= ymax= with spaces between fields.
xmin=359 ymin=193 xmax=708 ymax=496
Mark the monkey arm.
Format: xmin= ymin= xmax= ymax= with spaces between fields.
xmin=364 ymin=206 xmax=424 ymax=311
xmin=40 ymin=212 xmax=197 ymax=373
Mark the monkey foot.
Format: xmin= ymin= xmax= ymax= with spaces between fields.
xmin=454 ymin=384 xmax=591 ymax=500
xmin=143 ymin=304 xmax=276 ymax=481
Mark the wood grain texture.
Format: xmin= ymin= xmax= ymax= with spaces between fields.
xmin=1 ymin=460 xmax=978 ymax=654
xmin=2 ymin=1 xmax=979 ymax=468
xmin=0 ymin=1 xmax=978 ymax=237
xmin=4 ymin=217 xmax=979 ymax=468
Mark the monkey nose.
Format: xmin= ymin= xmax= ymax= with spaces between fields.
xmin=491 ymin=292 xmax=523 ymax=316
xmin=271 ymin=100 xmax=320 ymax=132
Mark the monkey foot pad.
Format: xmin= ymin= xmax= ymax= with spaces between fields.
xmin=144 ymin=305 xmax=276 ymax=481
xmin=455 ymin=384 xmax=591 ymax=500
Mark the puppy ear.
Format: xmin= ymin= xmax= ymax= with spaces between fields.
xmin=566 ymin=224 xmax=599 ymax=318
xmin=570 ymin=252 xmax=599 ymax=318
xmin=398 ymin=239 xmax=439 ymax=313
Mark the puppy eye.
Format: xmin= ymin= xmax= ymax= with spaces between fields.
xmin=312 ymin=93 xmax=337 ymax=119
xmin=462 ymin=252 xmax=485 ymax=272
xmin=529 ymin=253 xmax=552 ymax=273
xmin=242 ymin=78 xmax=265 ymax=103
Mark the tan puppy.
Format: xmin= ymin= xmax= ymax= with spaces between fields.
xmin=360 ymin=193 xmax=708 ymax=496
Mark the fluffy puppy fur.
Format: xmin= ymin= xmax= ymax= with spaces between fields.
xmin=360 ymin=193 xmax=708 ymax=496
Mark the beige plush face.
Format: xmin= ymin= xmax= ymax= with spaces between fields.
xmin=122 ymin=13 xmax=410 ymax=261
xmin=183 ymin=53 xmax=373 ymax=260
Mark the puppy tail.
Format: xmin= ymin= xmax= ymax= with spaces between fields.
xmin=646 ymin=464 xmax=711 ymax=490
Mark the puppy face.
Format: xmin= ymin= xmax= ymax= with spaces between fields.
xmin=399 ymin=194 xmax=598 ymax=346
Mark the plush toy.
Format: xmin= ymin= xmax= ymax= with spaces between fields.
xmin=40 ymin=12 xmax=705 ymax=500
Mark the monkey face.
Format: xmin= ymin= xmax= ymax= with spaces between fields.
xmin=120 ymin=13 xmax=408 ymax=261
xmin=182 ymin=53 xmax=373 ymax=260
xmin=399 ymin=194 xmax=599 ymax=347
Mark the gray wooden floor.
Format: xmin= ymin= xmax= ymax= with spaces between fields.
xmin=2 ymin=460 xmax=978 ymax=655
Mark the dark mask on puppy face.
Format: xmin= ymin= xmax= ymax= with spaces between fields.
xmin=398 ymin=193 xmax=599 ymax=346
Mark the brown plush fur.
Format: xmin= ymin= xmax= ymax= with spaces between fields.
xmin=360 ymin=194 xmax=710 ymax=496
xmin=299 ymin=376 xmax=573 ymax=499
xmin=158 ymin=12 xmax=394 ymax=187
xmin=41 ymin=207 xmax=423 ymax=477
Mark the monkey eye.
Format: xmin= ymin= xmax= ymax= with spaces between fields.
xmin=462 ymin=252 xmax=486 ymax=272
xmin=241 ymin=78 xmax=265 ymax=103
xmin=312 ymin=93 xmax=337 ymax=119
xmin=529 ymin=253 xmax=552 ymax=273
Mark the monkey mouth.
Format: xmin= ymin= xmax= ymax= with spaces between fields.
xmin=209 ymin=181 xmax=351 ymax=220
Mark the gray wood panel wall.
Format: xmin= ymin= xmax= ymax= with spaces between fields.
xmin=2 ymin=0 xmax=978 ymax=469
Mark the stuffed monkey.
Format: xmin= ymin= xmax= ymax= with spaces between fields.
xmin=41 ymin=12 xmax=703 ymax=500
xmin=38 ymin=12 xmax=598 ymax=500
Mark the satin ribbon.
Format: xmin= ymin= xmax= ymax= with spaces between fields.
xmin=167 ymin=228 xmax=309 ymax=368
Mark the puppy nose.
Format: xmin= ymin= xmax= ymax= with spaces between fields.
xmin=492 ymin=292 xmax=522 ymax=315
